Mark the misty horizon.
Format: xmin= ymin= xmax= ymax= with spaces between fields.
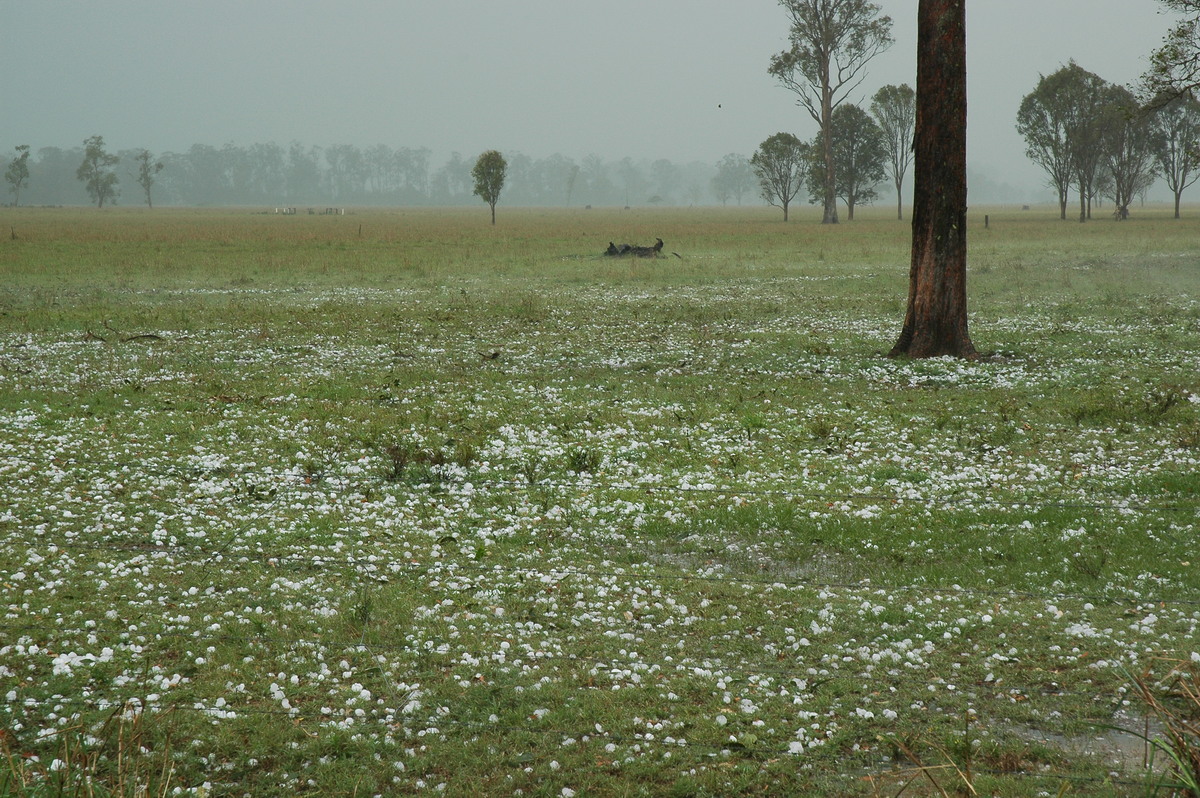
xmin=1 ymin=0 xmax=1184 ymax=205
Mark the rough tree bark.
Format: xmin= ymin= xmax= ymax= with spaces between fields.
xmin=888 ymin=0 xmax=976 ymax=359
xmin=821 ymin=86 xmax=839 ymax=224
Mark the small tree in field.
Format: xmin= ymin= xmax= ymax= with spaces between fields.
xmin=5 ymin=145 xmax=31 ymax=206
xmin=751 ymin=133 xmax=810 ymax=221
xmin=133 ymin=149 xmax=165 ymax=208
xmin=472 ymin=150 xmax=507 ymax=224
xmin=871 ymin=84 xmax=915 ymax=219
xmin=77 ymin=135 xmax=120 ymax=208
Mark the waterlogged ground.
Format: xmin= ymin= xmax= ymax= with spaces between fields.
xmin=2 ymin=210 xmax=1200 ymax=796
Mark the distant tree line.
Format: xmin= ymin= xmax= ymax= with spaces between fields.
xmin=2 ymin=139 xmax=756 ymax=209
xmin=1018 ymin=61 xmax=1200 ymax=220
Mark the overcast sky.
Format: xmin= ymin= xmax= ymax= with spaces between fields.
xmin=0 ymin=0 xmax=1178 ymax=196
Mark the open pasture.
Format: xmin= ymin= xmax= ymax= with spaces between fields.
xmin=1 ymin=205 xmax=1199 ymax=796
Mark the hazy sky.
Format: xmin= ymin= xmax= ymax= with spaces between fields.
xmin=0 ymin=1 xmax=1177 ymax=195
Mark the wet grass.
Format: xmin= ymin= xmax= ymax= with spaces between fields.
xmin=1 ymin=204 xmax=1199 ymax=796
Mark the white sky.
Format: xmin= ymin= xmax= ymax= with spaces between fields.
xmin=0 ymin=0 xmax=1177 ymax=195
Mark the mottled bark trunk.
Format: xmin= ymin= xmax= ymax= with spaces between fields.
xmin=889 ymin=0 xmax=976 ymax=360
xmin=822 ymin=85 xmax=838 ymax=224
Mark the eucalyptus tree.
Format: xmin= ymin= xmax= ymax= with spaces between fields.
xmin=1066 ymin=65 xmax=1115 ymax=222
xmin=1144 ymin=0 xmax=1200 ymax=102
xmin=5 ymin=144 xmax=31 ymax=206
xmin=807 ymin=103 xmax=887 ymax=220
xmin=711 ymin=153 xmax=755 ymax=206
xmin=1017 ymin=62 xmax=1111 ymax=221
xmin=1150 ymin=92 xmax=1200 ymax=216
xmin=751 ymin=132 xmax=810 ymax=221
xmin=76 ymin=135 xmax=120 ymax=208
xmin=768 ymin=0 xmax=893 ymax=224
xmin=1102 ymin=86 xmax=1158 ymax=219
xmin=1017 ymin=76 xmax=1074 ymax=219
xmin=471 ymin=149 xmax=507 ymax=224
xmin=132 ymin=149 xmax=164 ymax=208
xmin=871 ymin=84 xmax=915 ymax=219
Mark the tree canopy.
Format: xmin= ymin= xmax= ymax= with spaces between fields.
xmin=1017 ymin=62 xmax=1110 ymax=221
xmin=5 ymin=145 xmax=31 ymax=206
xmin=76 ymin=135 xmax=119 ymax=208
xmin=133 ymin=149 xmax=164 ymax=209
xmin=711 ymin=153 xmax=756 ymax=206
xmin=1145 ymin=0 xmax=1200 ymax=102
xmin=1151 ymin=92 xmax=1200 ymax=216
xmin=471 ymin=150 xmax=507 ymax=225
xmin=750 ymin=133 xmax=810 ymax=221
xmin=806 ymin=103 xmax=887 ymax=220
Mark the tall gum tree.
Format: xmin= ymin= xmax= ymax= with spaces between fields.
xmin=769 ymin=0 xmax=892 ymax=225
xmin=1150 ymin=92 xmax=1200 ymax=217
xmin=1017 ymin=70 xmax=1076 ymax=220
xmin=889 ymin=0 xmax=976 ymax=360
xmin=871 ymin=84 xmax=916 ymax=220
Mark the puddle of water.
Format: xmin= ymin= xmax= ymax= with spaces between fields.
xmin=1004 ymin=711 xmax=1169 ymax=772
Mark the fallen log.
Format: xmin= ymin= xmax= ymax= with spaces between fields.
xmin=604 ymin=238 xmax=664 ymax=258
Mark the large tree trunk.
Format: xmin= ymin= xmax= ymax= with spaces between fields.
xmin=889 ymin=0 xmax=976 ymax=360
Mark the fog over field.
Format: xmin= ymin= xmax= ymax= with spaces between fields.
xmin=0 ymin=0 xmax=1177 ymax=201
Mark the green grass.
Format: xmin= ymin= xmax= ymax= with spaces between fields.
xmin=1 ymin=204 xmax=1199 ymax=796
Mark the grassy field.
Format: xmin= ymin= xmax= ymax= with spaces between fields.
xmin=1 ymin=204 xmax=1199 ymax=796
